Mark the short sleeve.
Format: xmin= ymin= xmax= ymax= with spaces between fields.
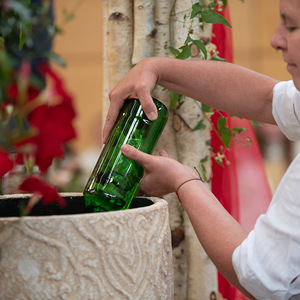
xmin=272 ymin=80 xmax=300 ymax=140
xmin=232 ymin=154 xmax=300 ymax=299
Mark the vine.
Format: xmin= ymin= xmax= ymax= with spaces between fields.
xmin=167 ymin=0 xmax=257 ymax=176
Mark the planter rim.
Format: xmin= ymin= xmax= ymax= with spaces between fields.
xmin=0 ymin=192 xmax=168 ymax=222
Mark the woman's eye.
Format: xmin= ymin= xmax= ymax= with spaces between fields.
xmin=286 ymin=25 xmax=297 ymax=31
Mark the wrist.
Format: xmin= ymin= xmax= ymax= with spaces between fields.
xmin=174 ymin=167 xmax=203 ymax=202
xmin=175 ymin=176 xmax=203 ymax=202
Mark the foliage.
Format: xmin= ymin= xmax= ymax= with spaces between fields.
xmin=168 ymin=0 xmax=252 ymax=175
xmin=0 ymin=0 xmax=77 ymax=215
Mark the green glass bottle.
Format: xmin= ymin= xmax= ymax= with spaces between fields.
xmin=83 ymin=98 xmax=168 ymax=212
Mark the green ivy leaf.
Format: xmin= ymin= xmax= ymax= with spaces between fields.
xmin=217 ymin=116 xmax=226 ymax=134
xmin=193 ymin=39 xmax=207 ymax=60
xmin=193 ymin=119 xmax=206 ymax=131
xmin=201 ymin=103 xmax=212 ymax=113
xmin=200 ymin=157 xmax=208 ymax=182
xmin=184 ymin=35 xmax=193 ymax=44
xmin=250 ymin=120 xmax=262 ymax=127
xmin=211 ymin=54 xmax=226 ymax=62
xmin=170 ymin=91 xmax=182 ymax=109
xmin=200 ymin=10 xmax=232 ymax=28
xmin=215 ymin=156 xmax=224 ymax=167
xmin=191 ymin=3 xmax=202 ymax=19
xmin=232 ymin=127 xmax=246 ymax=134
xmin=246 ymin=137 xmax=253 ymax=144
xmin=221 ymin=127 xmax=232 ymax=148
xmin=169 ymin=46 xmax=180 ymax=56
xmin=176 ymin=45 xmax=191 ymax=60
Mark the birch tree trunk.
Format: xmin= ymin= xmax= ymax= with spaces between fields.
xmin=102 ymin=0 xmax=133 ymax=119
xmin=102 ymin=0 xmax=218 ymax=298
xmin=132 ymin=0 xmax=156 ymax=65
xmin=152 ymin=1 xmax=188 ymax=298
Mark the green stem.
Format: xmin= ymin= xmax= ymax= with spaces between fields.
xmin=169 ymin=0 xmax=177 ymax=48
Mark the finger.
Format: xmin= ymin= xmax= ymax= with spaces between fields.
xmin=103 ymin=98 xmax=125 ymax=144
xmin=140 ymin=94 xmax=158 ymax=121
xmin=159 ymin=149 xmax=169 ymax=157
xmin=120 ymin=144 xmax=151 ymax=167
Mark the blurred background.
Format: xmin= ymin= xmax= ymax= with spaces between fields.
xmin=51 ymin=0 xmax=296 ymax=194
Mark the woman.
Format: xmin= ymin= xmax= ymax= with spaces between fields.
xmin=103 ymin=0 xmax=300 ymax=298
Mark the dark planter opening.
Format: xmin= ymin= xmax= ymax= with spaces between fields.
xmin=0 ymin=195 xmax=154 ymax=218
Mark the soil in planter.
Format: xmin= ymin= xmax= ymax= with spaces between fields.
xmin=0 ymin=195 xmax=153 ymax=217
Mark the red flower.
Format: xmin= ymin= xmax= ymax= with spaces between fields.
xmin=19 ymin=176 xmax=67 ymax=207
xmin=6 ymin=84 xmax=40 ymax=102
xmin=15 ymin=64 xmax=76 ymax=172
xmin=0 ymin=150 xmax=14 ymax=177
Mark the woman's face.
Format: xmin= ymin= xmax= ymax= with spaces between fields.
xmin=271 ymin=0 xmax=300 ymax=90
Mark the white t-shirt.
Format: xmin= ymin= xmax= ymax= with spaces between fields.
xmin=232 ymin=80 xmax=300 ymax=300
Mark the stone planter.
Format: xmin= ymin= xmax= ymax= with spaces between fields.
xmin=0 ymin=193 xmax=173 ymax=299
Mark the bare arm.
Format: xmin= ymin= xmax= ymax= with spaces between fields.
xmin=120 ymin=144 xmax=255 ymax=299
xmin=178 ymin=180 xmax=255 ymax=299
xmin=105 ymin=56 xmax=279 ymax=142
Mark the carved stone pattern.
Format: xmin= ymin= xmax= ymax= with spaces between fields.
xmin=0 ymin=197 xmax=173 ymax=300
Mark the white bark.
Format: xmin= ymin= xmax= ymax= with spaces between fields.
xmin=107 ymin=0 xmax=133 ymax=89
xmin=103 ymin=0 xmax=133 ymax=128
xmin=102 ymin=0 xmax=217 ymax=298
xmin=132 ymin=0 xmax=156 ymax=65
xmin=102 ymin=0 xmax=110 ymax=122
xmin=152 ymin=1 xmax=188 ymax=298
xmin=172 ymin=0 xmax=218 ymax=298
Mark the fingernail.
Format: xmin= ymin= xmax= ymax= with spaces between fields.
xmin=148 ymin=112 xmax=157 ymax=121
xmin=121 ymin=144 xmax=129 ymax=153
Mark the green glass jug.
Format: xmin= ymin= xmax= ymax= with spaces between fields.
xmin=83 ymin=98 xmax=168 ymax=212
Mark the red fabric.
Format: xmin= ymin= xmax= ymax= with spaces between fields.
xmin=211 ymin=3 xmax=272 ymax=299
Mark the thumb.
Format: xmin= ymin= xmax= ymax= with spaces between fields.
xmin=120 ymin=144 xmax=150 ymax=166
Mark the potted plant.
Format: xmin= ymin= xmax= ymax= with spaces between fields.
xmin=0 ymin=1 xmax=173 ymax=298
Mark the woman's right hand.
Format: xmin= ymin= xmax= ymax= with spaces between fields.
xmin=103 ymin=58 xmax=160 ymax=143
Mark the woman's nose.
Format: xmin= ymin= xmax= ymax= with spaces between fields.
xmin=271 ymin=22 xmax=287 ymax=50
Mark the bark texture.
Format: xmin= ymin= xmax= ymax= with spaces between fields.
xmin=103 ymin=0 xmax=217 ymax=298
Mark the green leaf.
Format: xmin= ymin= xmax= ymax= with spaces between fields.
xmin=169 ymin=46 xmax=180 ymax=56
xmin=0 ymin=37 xmax=5 ymax=50
xmin=200 ymin=157 xmax=208 ymax=182
xmin=223 ymin=0 xmax=228 ymax=8
xmin=217 ymin=116 xmax=226 ymax=134
xmin=193 ymin=39 xmax=207 ymax=60
xmin=18 ymin=20 xmax=32 ymax=50
xmin=221 ymin=127 xmax=232 ymax=148
xmin=191 ymin=3 xmax=202 ymax=19
xmin=201 ymin=10 xmax=232 ymax=28
xmin=246 ymin=137 xmax=253 ymax=144
xmin=250 ymin=120 xmax=262 ymax=127
xmin=232 ymin=127 xmax=246 ymax=134
xmin=184 ymin=35 xmax=193 ymax=45
xmin=193 ymin=119 xmax=206 ymax=131
xmin=176 ymin=45 xmax=191 ymax=60
xmin=215 ymin=156 xmax=224 ymax=167
xmin=210 ymin=54 xmax=226 ymax=62
xmin=201 ymin=103 xmax=212 ymax=113
xmin=169 ymin=91 xmax=182 ymax=109
xmin=19 ymin=23 xmax=27 ymax=50
xmin=43 ymin=52 xmax=66 ymax=67
xmin=9 ymin=0 xmax=32 ymax=23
